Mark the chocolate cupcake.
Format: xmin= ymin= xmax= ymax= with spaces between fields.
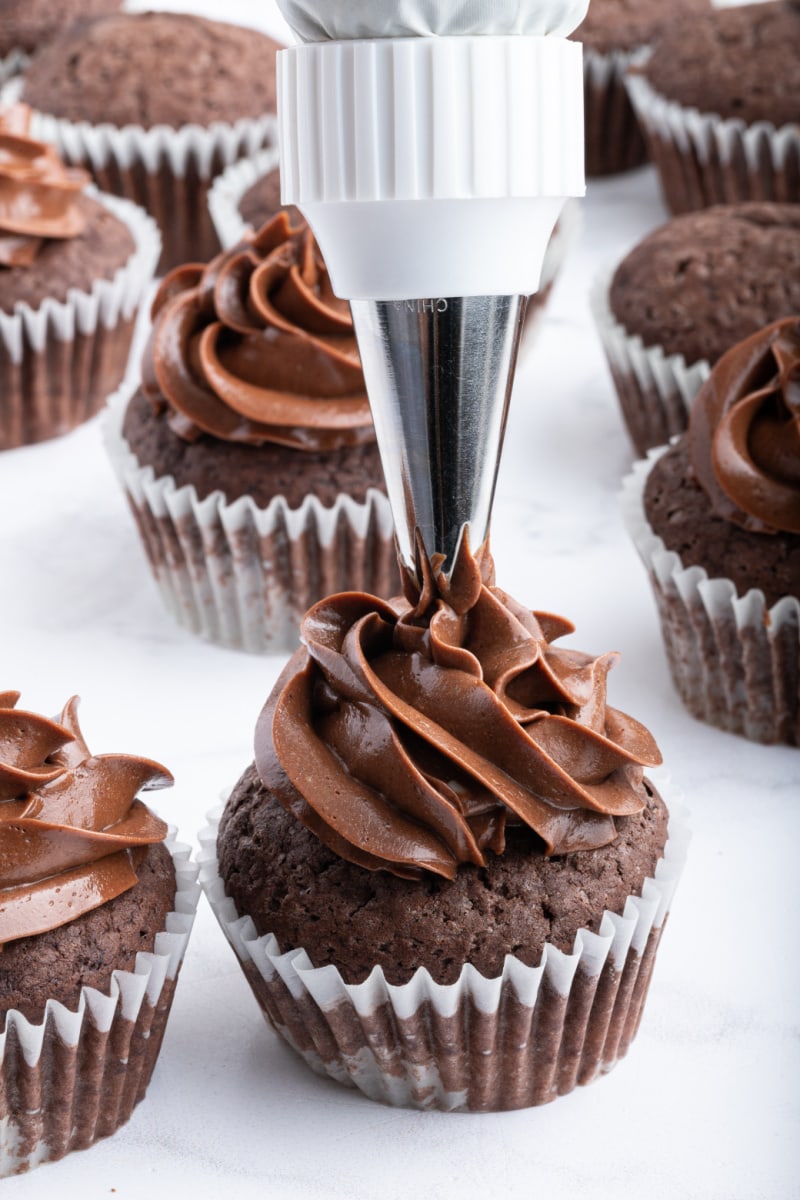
xmin=0 ymin=691 xmax=199 ymax=1176
xmin=0 ymin=0 xmax=122 ymax=81
xmin=208 ymin=147 xmax=301 ymax=252
xmin=0 ymin=105 xmax=160 ymax=450
xmin=593 ymin=203 xmax=800 ymax=455
xmin=620 ymin=316 xmax=800 ymax=744
xmin=626 ymin=1 xmax=800 ymax=213
xmin=103 ymin=213 xmax=398 ymax=654
xmin=575 ymin=0 xmax=710 ymax=177
xmin=19 ymin=11 xmax=281 ymax=271
xmin=200 ymin=545 xmax=687 ymax=1112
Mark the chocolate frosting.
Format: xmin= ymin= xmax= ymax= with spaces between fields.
xmin=0 ymin=693 xmax=171 ymax=946
xmin=0 ymin=105 xmax=90 ymax=268
xmin=689 ymin=316 xmax=800 ymax=535
xmin=142 ymin=212 xmax=374 ymax=451
xmin=255 ymin=544 xmax=662 ymax=880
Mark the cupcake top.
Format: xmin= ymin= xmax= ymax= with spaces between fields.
xmin=0 ymin=0 xmax=121 ymax=58
xmin=638 ymin=1 xmax=800 ymax=126
xmin=238 ymin=166 xmax=300 ymax=234
xmin=575 ymin=0 xmax=710 ymax=57
xmin=141 ymin=212 xmax=372 ymax=453
xmin=255 ymin=542 xmax=662 ymax=881
xmin=0 ymin=104 xmax=135 ymax=310
xmin=20 ymin=11 xmax=282 ymax=129
xmin=0 ymin=691 xmax=171 ymax=947
xmin=644 ymin=317 xmax=800 ymax=606
xmin=609 ymin=203 xmax=800 ymax=367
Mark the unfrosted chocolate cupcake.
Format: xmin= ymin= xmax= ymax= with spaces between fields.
xmin=208 ymin=148 xmax=301 ymax=251
xmin=0 ymin=0 xmax=122 ymax=79
xmin=627 ymin=1 xmax=800 ymax=212
xmin=574 ymin=0 xmax=710 ymax=177
xmin=621 ymin=316 xmax=800 ymax=744
xmin=103 ymin=213 xmax=398 ymax=654
xmin=202 ymin=546 xmax=687 ymax=1112
xmin=593 ymin=203 xmax=800 ymax=455
xmin=20 ymin=11 xmax=282 ymax=270
xmin=0 ymin=691 xmax=198 ymax=1176
xmin=0 ymin=105 xmax=159 ymax=450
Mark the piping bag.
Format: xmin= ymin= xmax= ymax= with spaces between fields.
xmin=276 ymin=0 xmax=587 ymax=595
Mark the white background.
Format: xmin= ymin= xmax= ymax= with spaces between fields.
xmin=2 ymin=2 xmax=799 ymax=1198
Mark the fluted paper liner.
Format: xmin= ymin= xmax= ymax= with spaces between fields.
xmin=591 ymin=273 xmax=711 ymax=455
xmin=102 ymin=385 xmax=398 ymax=655
xmin=0 ymin=837 xmax=200 ymax=1176
xmin=27 ymin=107 xmax=277 ymax=272
xmin=620 ymin=450 xmax=800 ymax=745
xmin=208 ymin=146 xmax=282 ymax=250
xmin=626 ymin=66 xmax=800 ymax=213
xmin=0 ymin=188 xmax=160 ymax=451
xmin=584 ymin=47 xmax=649 ymax=177
xmin=198 ymin=785 xmax=688 ymax=1112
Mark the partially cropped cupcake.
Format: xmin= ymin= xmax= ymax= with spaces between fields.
xmin=18 ymin=11 xmax=282 ymax=271
xmin=621 ymin=316 xmax=800 ymax=744
xmin=575 ymin=0 xmax=710 ymax=177
xmin=208 ymin=147 xmax=300 ymax=251
xmin=0 ymin=0 xmax=122 ymax=81
xmin=626 ymin=1 xmax=800 ymax=212
xmin=593 ymin=203 xmax=800 ymax=455
xmin=0 ymin=691 xmax=198 ymax=1175
xmin=103 ymin=212 xmax=398 ymax=654
xmin=0 ymin=104 xmax=160 ymax=450
xmin=200 ymin=544 xmax=687 ymax=1111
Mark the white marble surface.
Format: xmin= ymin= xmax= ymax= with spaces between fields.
xmin=3 ymin=3 xmax=800 ymax=1197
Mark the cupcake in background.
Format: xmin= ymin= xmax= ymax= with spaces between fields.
xmin=18 ymin=11 xmax=282 ymax=271
xmin=592 ymin=202 xmax=800 ymax=456
xmin=620 ymin=315 xmax=800 ymax=745
xmin=103 ymin=212 xmax=398 ymax=655
xmin=626 ymin=1 xmax=800 ymax=213
xmin=200 ymin=543 xmax=688 ymax=1112
xmin=0 ymin=104 xmax=160 ymax=450
xmin=208 ymin=147 xmax=300 ymax=251
xmin=0 ymin=0 xmax=121 ymax=82
xmin=0 ymin=691 xmax=199 ymax=1176
xmin=574 ymin=0 xmax=710 ymax=177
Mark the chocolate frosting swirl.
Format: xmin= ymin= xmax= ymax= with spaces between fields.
xmin=0 ymin=104 xmax=90 ymax=268
xmin=142 ymin=212 xmax=373 ymax=451
xmin=689 ymin=316 xmax=800 ymax=534
xmin=0 ymin=693 xmax=171 ymax=946
xmin=255 ymin=544 xmax=662 ymax=880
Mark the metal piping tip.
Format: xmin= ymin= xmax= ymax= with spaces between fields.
xmin=350 ymin=295 xmax=526 ymax=592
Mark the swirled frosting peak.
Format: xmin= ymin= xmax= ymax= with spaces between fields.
xmin=0 ymin=693 xmax=171 ymax=946
xmin=142 ymin=212 xmax=373 ymax=451
xmin=689 ymin=316 xmax=800 ymax=534
xmin=0 ymin=104 xmax=90 ymax=268
xmin=255 ymin=543 xmax=662 ymax=880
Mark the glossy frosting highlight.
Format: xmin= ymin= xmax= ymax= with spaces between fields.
xmin=0 ymin=693 xmax=171 ymax=946
xmin=0 ymin=104 xmax=90 ymax=267
xmin=255 ymin=545 xmax=662 ymax=880
xmin=689 ymin=316 xmax=800 ymax=535
xmin=142 ymin=212 xmax=373 ymax=451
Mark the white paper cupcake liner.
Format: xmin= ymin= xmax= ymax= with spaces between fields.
xmin=0 ymin=49 xmax=29 ymax=85
xmin=620 ymin=449 xmax=800 ymax=745
xmin=24 ymin=105 xmax=278 ymax=271
xmin=584 ymin=46 xmax=649 ymax=177
xmin=590 ymin=273 xmax=711 ymax=455
xmin=208 ymin=146 xmax=282 ymax=250
xmin=626 ymin=68 xmax=800 ymax=213
xmin=102 ymin=384 xmax=399 ymax=655
xmin=0 ymin=835 xmax=200 ymax=1177
xmin=0 ymin=186 xmax=160 ymax=450
xmin=198 ymin=779 xmax=689 ymax=1112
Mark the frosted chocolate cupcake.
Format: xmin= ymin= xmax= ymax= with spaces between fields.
xmin=19 ymin=11 xmax=281 ymax=271
xmin=575 ymin=0 xmax=710 ymax=177
xmin=201 ymin=545 xmax=687 ymax=1111
xmin=593 ymin=203 xmax=800 ymax=455
xmin=621 ymin=316 xmax=800 ymax=744
xmin=104 ymin=212 xmax=398 ymax=654
xmin=0 ymin=105 xmax=159 ymax=450
xmin=0 ymin=691 xmax=198 ymax=1176
xmin=627 ymin=1 xmax=800 ymax=212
